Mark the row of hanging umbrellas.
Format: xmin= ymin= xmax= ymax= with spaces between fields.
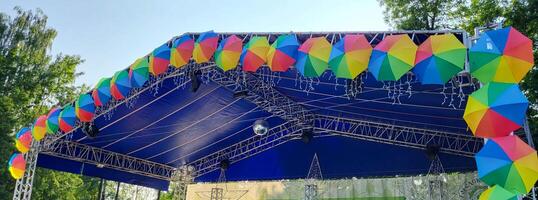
xmin=462 ymin=27 xmax=537 ymax=199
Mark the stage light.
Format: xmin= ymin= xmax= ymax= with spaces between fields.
xmin=253 ymin=119 xmax=269 ymax=136
xmin=425 ymin=144 xmax=440 ymax=160
xmin=220 ymin=159 xmax=230 ymax=170
xmin=190 ymin=70 xmax=201 ymax=92
xmin=82 ymin=122 xmax=99 ymax=138
xmin=301 ymin=128 xmax=313 ymax=144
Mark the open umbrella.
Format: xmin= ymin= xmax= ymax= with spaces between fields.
xmin=475 ymin=135 xmax=538 ymax=194
xmin=15 ymin=128 xmax=32 ymax=153
xmin=479 ymin=185 xmax=517 ymax=200
xmin=76 ymin=94 xmax=95 ymax=122
xmin=129 ymin=57 xmax=149 ymax=88
xmin=8 ymin=153 xmax=25 ymax=179
xmin=149 ymin=43 xmax=170 ymax=76
xmin=46 ymin=107 xmax=61 ymax=134
xmin=267 ymin=34 xmax=299 ymax=72
xmin=92 ymin=77 xmax=112 ymax=107
xmin=170 ymin=35 xmax=194 ymax=68
xmin=296 ymin=37 xmax=332 ymax=77
xmin=368 ymin=34 xmax=417 ymax=81
xmin=111 ymin=70 xmax=131 ymax=100
xmin=413 ymin=34 xmax=466 ymax=84
xmin=215 ymin=35 xmax=242 ymax=71
xmin=32 ymin=115 xmax=47 ymax=141
xmin=469 ymin=27 xmax=534 ymax=84
xmin=193 ymin=31 xmax=218 ymax=63
xmin=241 ymin=36 xmax=270 ymax=72
xmin=329 ymin=34 xmax=372 ymax=79
xmin=463 ymin=82 xmax=528 ymax=138
xmin=59 ymin=104 xmax=76 ymax=133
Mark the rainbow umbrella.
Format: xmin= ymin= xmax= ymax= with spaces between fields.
xmin=46 ymin=107 xmax=61 ymax=134
xmin=110 ymin=70 xmax=131 ymax=100
xmin=368 ymin=34 xmax=417 ymax=81
xmin=463 ymin=82 xmax=528 ymax=138
xmin=479 ymin=185 xmax=517 ymax=200
xmin=149 ymin=43 xmax=170 ymax=76
xmin=8 ymin=153 xmax=26 ymax=179
xmin=329 ymin=34 xmax=372 ymax=79
xmin=215 ymin=35 xmax=243 ymax=71
xmin=32 ymin=115 xmax=47 ymax=141
xmin=170 ymin=35 xmax=194 ymax=68
xmin=475 ymin=135 xmax=538 ymax=194
xmin=59 ymin=104 xmax=76 ymax=133
xmin=129 ymin=57 xmax=149 ymax=88
xmin=296 ymin=37 xmax=332 ymax=77
xmin=413 ymin=34 xmax=466 ymax=84
xmin=92 ymin=77 xmax=112 ymax=107
xmin=76 ymin=94 xmax=95 ymax=122
xmin=193 ymin=31 xmax=218 ymax=63
xmin=469 ymin=27 xmax=534 ymax=84
xmin=240 ymin=36 xmax=270 ymax=72
xmin=15 ymin=128 xmax=32 ymax=153
xmin=267 ymin=34 xmax=299 ymax=72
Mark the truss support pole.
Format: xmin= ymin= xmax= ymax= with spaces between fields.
xmin=12 ymin=140 xmax=40 ymax=200
xmin=172 ymin=166 xmax=194 ymax=200
xmin=523 ymin=116 xmax=536 ymax=200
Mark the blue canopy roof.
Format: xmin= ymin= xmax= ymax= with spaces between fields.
xmin=36 ymin=31 xmax=482 ymax=190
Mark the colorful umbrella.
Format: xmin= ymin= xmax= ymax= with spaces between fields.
xmin=240 ymin=36 xmax=270 ymax=72
xmin=129 ymin=57 xmax=149 ymax=88
xmin=149 ymin=43 xmax=170 ymax=76
xmin=475 ymin=135 xmax=538 ymax=194
xmin=170 ymin=35 xmax=194 ymax=68
xmin=267 ymin=34 xmax=299 ymax=72
xmin=368 ymin=34 xmax=417 ymax=81
xmin=215 ymin=35 xmax=242 ymax=71
xmin=479 ymin=185 xmax=518 ymax=200
xmin=8 ymin=153 xmax=26 ymax=179
xmin=92 ymin=77 xmax=112 ymax=107
xmin=463 ymin=82 xmax=528 ymax=138
xmin=15 ymin=128 xmax=32 ymax=153
xmin=193 ymin=31 xmax=218 ymax=63
xmin=296 ymin=37 xmax=332 ymax=77
xmin=76 ymin=94 xmax=95 ymax=122
xmin=413 ymin=34 xmax=466 ymax=84
xmin=469 ymin=27 xmax=534 ymax=84
xmin=329 ymin=34 xmax=372 ymax=79
xmin=110 ymin=70 xmax=131 ymax=100
xmin=32 ymin=115 xmax=47 ymax=141
xmin=46 ymin=107 xmax=61 ymax=134
xmin=59 ymin=104 xmax=76 ymax=133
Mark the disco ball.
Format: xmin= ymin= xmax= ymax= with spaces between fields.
xmin=253 ymin=119 xmax=269 ymax=136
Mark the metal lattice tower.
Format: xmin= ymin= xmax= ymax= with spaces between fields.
xmin=12 ymin=140 xmax=40 ymax=200
xmin=305 ymin=153 xmax=322 ymax=200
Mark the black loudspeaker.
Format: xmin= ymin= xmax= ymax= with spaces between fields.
xmin=301 ymin=128 xmax=314 ymax=144
xmin=190 ymin=70 xmax=201 ymax=92
xmin=220 ymin=159 xmax=230 ymax=170
xmin=425 ymin=144 xmax=441 ymax=160
xmin=82 ymin=122 xmax=99 ymax=139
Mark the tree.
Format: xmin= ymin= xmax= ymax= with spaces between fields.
xmin=378 ymin=0 xmax=465 ymax=30
xmin=0 ymin=8 xmax=99 ymax=199
xmin=378 ymin=0 xmax=538 ymax=145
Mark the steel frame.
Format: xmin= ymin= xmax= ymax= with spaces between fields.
xmin=12 ymin=140 xmax=40 ymax=200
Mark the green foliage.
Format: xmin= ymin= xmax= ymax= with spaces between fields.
xmin=379 ymin=0 xmax=538 ymax=144
xmin=0 ymin=7 xmax=98 ymax=199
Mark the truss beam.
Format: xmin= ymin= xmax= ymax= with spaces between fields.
xmin=314 ymin=115 xmax=482 ymax=157
xmin=40 ymin=136 xmax=175 ymax=180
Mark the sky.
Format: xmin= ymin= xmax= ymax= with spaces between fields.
xmin=0 ymin=0 xmax=389 ymax=86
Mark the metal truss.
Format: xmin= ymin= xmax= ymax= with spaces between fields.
xmin=12 ymin=141 xmax=40 ymax=200
xmin=39 ymin=135 xmax=176 ymax=180
xmin=314 ymin=115 xmax=482 ymax=157
xmin=208 ymin=68 xmax=315 ymax=126
xmin=189 ymin=121 xmax=303 ymax=177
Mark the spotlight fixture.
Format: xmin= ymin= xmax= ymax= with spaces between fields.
xmin=82 ymin=122 xmax=99 ymax=139
xmin=253 ymin=119 xmax=269 ymax=136
xmin=425 ymin=144 xmax=441 ymax=161
xmin=301 ymin=128 xmax=314 ymax=144
xmin=219 ymin=159 xmax=230 ymax=170
xmin=190 ymin=70 xmax=201 ymax=92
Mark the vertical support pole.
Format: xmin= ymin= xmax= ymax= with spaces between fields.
xmin=156 ymin=190 xmax=161 ymax=200
xmin=97 ymin=178 xmax=104 ymax=200
xmin=114 ymin=182 xmax=121 ymax=200
xmin=12 ymin=140 xmax=40 ymax=200
xmin=523 ymin=116 xmax=536 ymax=200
